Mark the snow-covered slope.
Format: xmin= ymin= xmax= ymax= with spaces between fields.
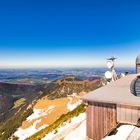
xmin=41 ymin=113 xmax=86 ymax=140
xmin=102 ymin=125 xmax=135 ymax=140
xmin=13 ymin=93 xmax=84 ymax=140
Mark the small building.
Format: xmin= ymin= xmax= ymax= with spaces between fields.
xmin=136 ymin=54 xmax=140 ymax=74
xmin=81 ymin=74 xmax=140 ymax=140
xmin=81 ymin=55 xmax=140 ymax=140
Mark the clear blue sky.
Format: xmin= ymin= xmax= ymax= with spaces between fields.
xmin=0 ymin=0 xmax=140 ymax=68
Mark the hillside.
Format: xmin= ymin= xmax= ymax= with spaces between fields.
xmin=0 ymin=94 xmax=12 ymax=114
xmin=45 ymin=76 xmax=100 ymax=99
xmin=0 ymin=82 xmax=52 ymax=140
xmin=2 ymin=76 xmax=100 ymax=140
xmin=0 ymin=82 xmax=45 ymax=114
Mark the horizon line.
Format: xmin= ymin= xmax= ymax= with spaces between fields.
xmin=0 ymin=66 xmax=135 ymax=69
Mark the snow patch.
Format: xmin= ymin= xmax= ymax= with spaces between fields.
xmin=67 ymin=94 xmax=82 ymax=111
xmin=27 ymin=105 xmax=55 ymax=121
xmin=14 ymin=119 xmax=48 ymax=140
xmin=102 ymin=125 xmax=135 ymax=140
xmin=67 ymin=100 xmax=82 ymax=111
xmin=42 ymin=113 xmax=86 ymax=140
xmin=14 ymin=105 xmax=55 ymax=140
xmin=64 ymin=120 xmax=86 ymax=140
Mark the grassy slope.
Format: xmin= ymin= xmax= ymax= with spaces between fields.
xmin=0 ymin=106 xmax=33 ymax=140
xmin=26 ymin=104 xmax=86 ymax=140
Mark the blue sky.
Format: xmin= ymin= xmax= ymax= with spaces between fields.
xmin=0 ymin=0 xmax=140 ymax=68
